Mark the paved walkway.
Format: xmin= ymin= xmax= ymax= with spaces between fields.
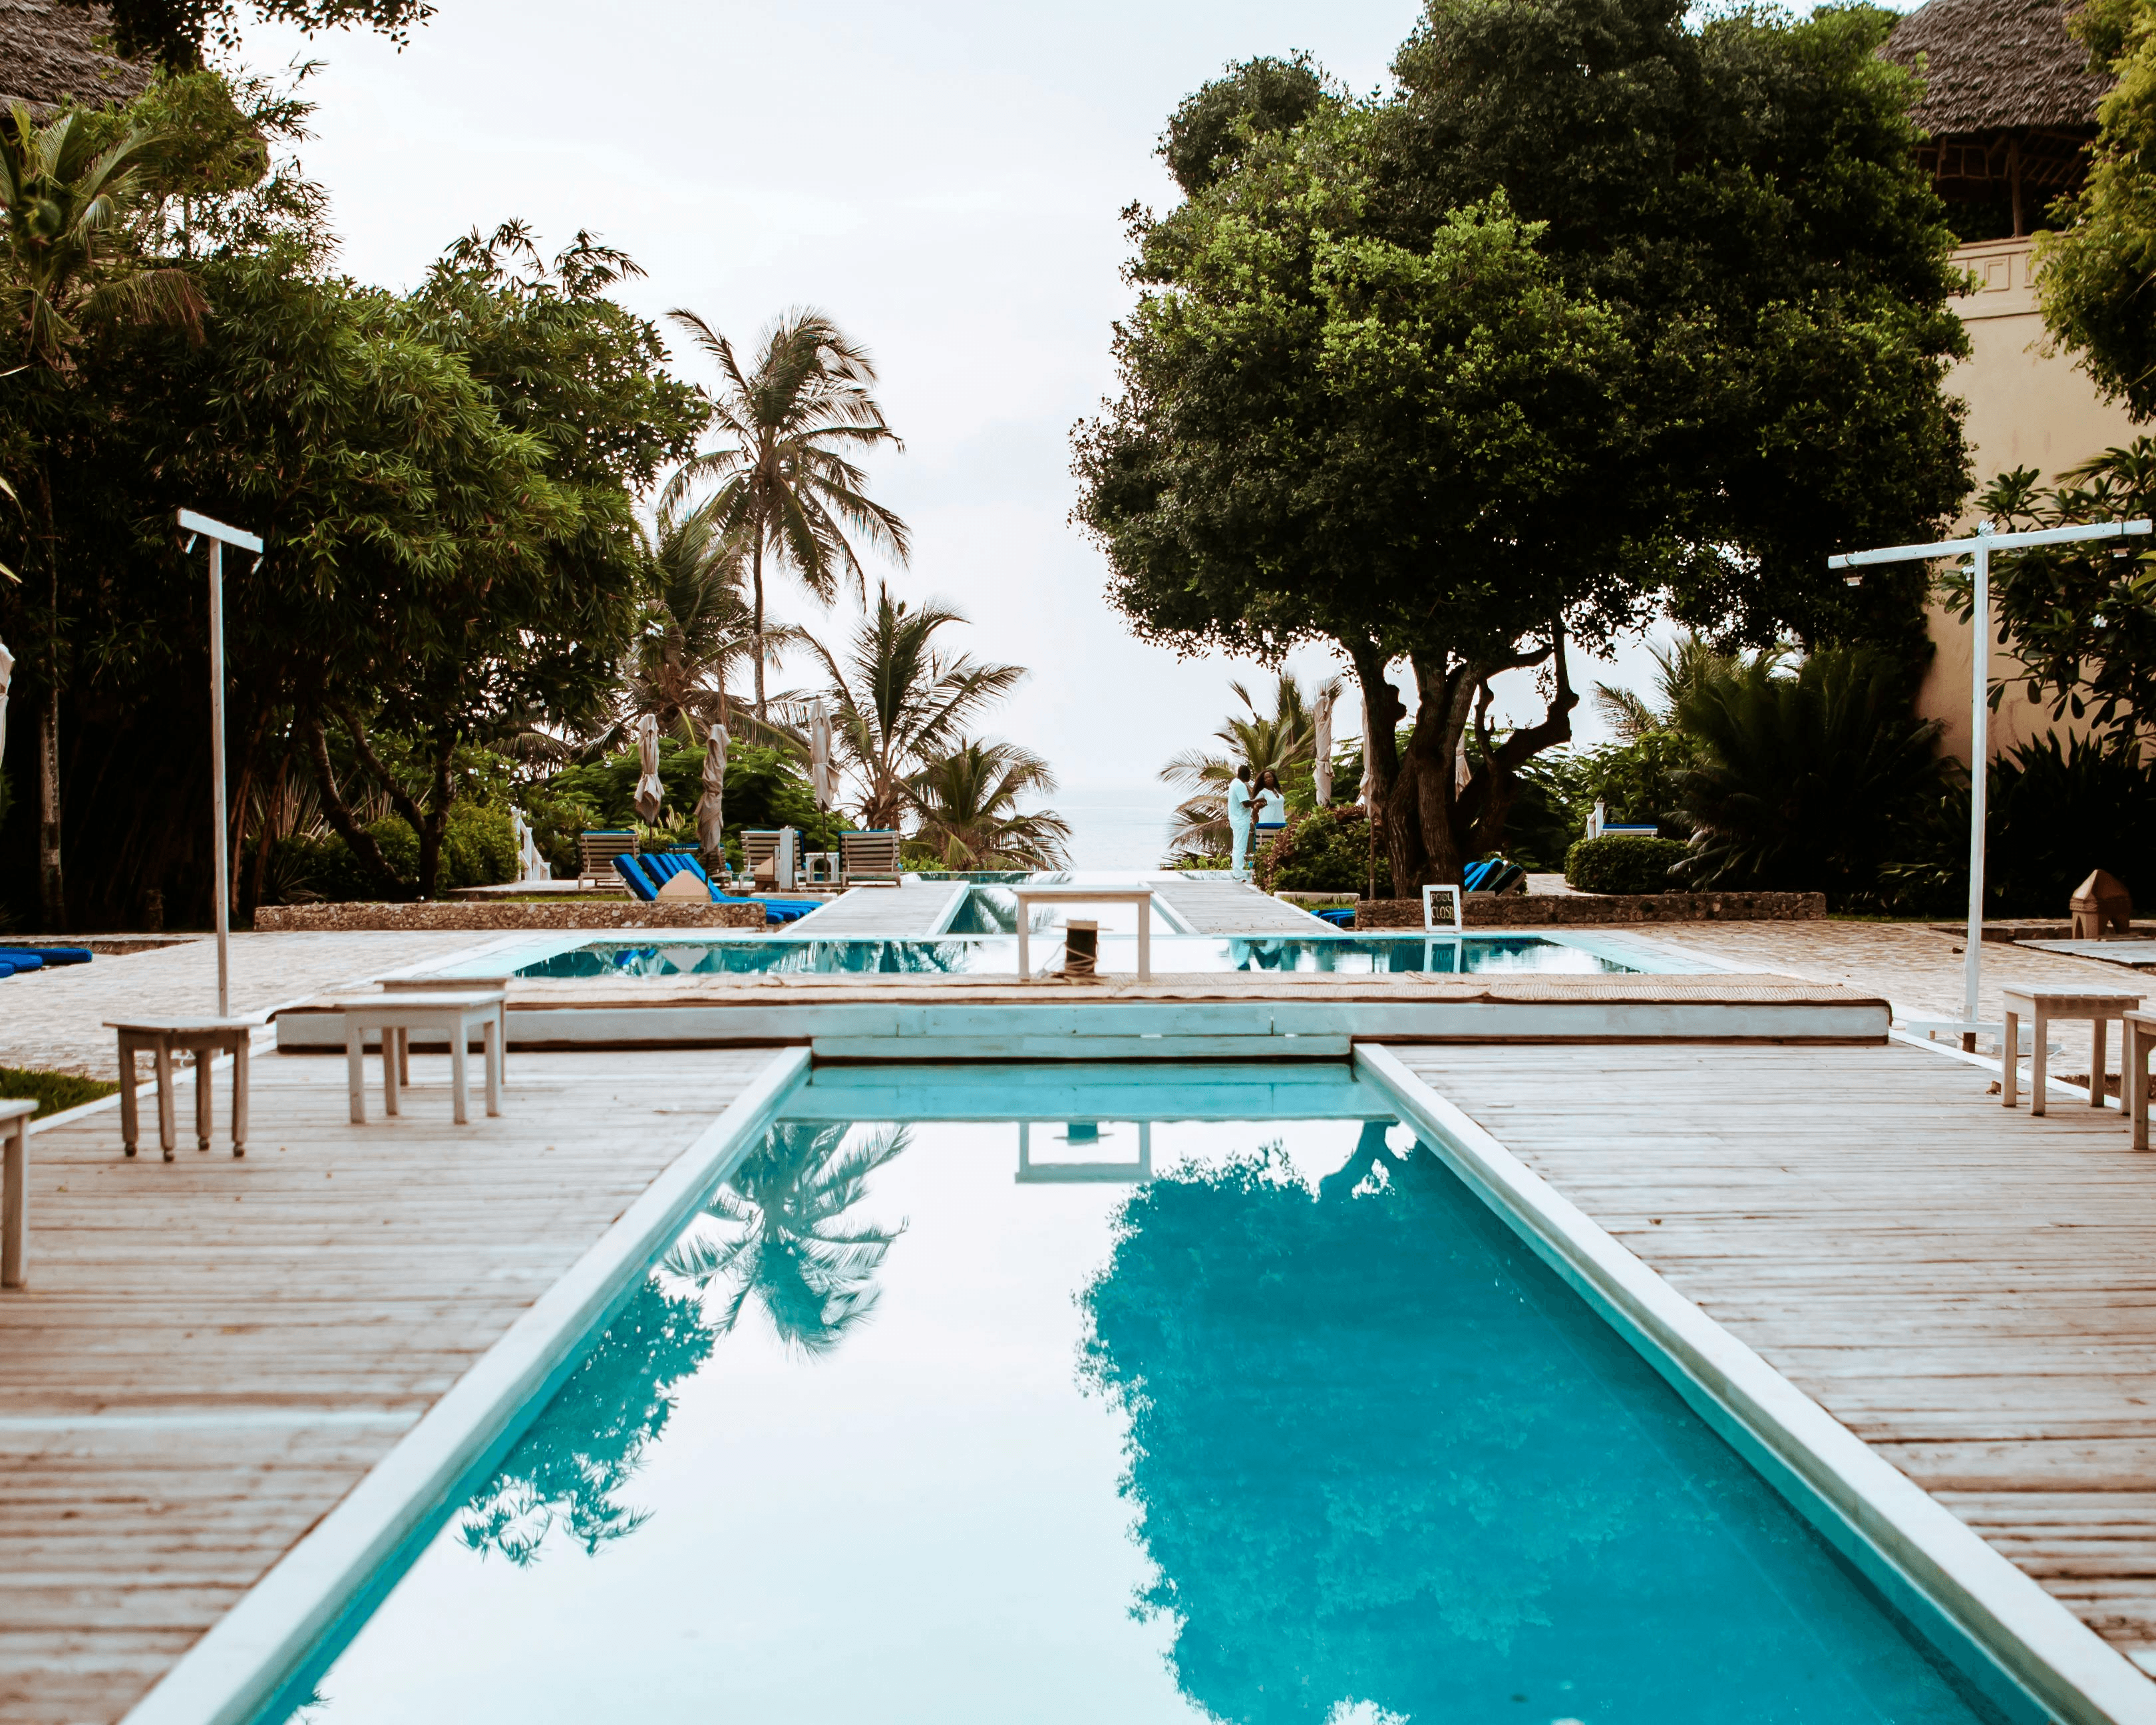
xmin=1639 ymin=920 xmax=2156 ymax=1081
xmin=0 ymin=932 xmax=512 ymax=1079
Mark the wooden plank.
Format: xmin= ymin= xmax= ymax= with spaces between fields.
xmin=1397 ymin=1039 xmax=2156 ymax=1676
xmin=0 ymin=1044 xmax=784 ymax=1724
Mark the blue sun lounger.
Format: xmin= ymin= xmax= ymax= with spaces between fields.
xmin=615 ymin=853 xmax=820 ymax=926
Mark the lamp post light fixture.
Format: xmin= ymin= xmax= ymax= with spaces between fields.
xmin=178 ymin=508 xmax=264 ymax=1020
xmin=1830 ymin=514 xmax=2153 ymax=1049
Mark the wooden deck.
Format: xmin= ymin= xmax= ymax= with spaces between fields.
xmin=1397 ymin=1038 xmax=2156 ymax=1678
xmin=787 ymin=879 xmax=964 ymax=935
xmin=1152 ymin=877 xmax=1327 ymax=934
xmin=0 ymin=1044 xmax=787 ymax=1724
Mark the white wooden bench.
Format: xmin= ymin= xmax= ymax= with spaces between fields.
xmin=331 ymin=992 xmax=506 ymax=1125
xmin=2000 ymin=987 xmax=2142 ymax=1116
xmin=1 ymin=1097 xmax=33 ymax=1288
xmin=105 ymin=1018 xmax=254 ymax=1160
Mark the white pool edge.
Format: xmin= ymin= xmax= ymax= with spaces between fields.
xmin=1353 ymin=1041 xmax=2156 ymax=1725
xmin=118 ymin=1044 xmax=812 ymax=1725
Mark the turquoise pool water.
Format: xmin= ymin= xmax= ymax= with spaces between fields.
xmin=508 ymin=932 xmax=1647 ymax=980
xmin=277 ymin=1065 xmax=2012 ymax=1724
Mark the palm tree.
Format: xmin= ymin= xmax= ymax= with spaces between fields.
xmin=618 ymin=496 xmax=791 ymax=745
xmin=808 ymin=584 xmax=1025 ymax=829
xmin=661 ymin=1121 xmax=909 ymax=1356
xmin=1161 ymin=671 xmax=1340 ymax=856
xmin=908 ymin=739 xmax=1072 ymax=870
xmin=1592 ymin=634 xmax=1749 ymax=744
xmin=665 ymin=307 xmax=910 ymax=718
xmin=0 ymin=101 xmax=204 ymax=926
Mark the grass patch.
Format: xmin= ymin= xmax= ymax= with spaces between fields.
xmin=0 ymin=1066 xmax=120 ymax=1117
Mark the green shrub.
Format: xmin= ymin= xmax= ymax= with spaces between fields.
xmin=269 ymin=803 xmax=520 ymax=902
xmin=1256 ymin=807 xmax=1393 ymax=896
xmin=1883 ymin=735 xmax=2156 ymax=917
xmin=541 ymin=741 xmax=850 ymax=858
xmin=1564 ymin=835 xmax=1690 ymax=894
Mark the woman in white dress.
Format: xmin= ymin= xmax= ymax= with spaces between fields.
xmin=1254 ymin=769 xmax=1287 ymax=832
xmin=1227 ymin=764 xmax=1254 ymax=880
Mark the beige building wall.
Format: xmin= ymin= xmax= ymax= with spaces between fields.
xmin=1915 ymin=236 xmax=2141 ymax=765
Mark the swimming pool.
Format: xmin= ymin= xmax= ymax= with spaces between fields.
xmin=267 ymin=1063 xmax=2021 ymax=1724
xmin=501 ymin=931 xmax=1660 ymax=980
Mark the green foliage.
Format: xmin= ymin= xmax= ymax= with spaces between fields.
xmin=1672 ymin=646 xmax=1949 ymax=903
xmin=270 ymin=803 xmax=517 ymax=902
xmin=458 ymin=1274 xmax=713 ymax=1565
xmin=1159 ymin=52 xmax=1333 ymax=195
xmin=1563 ymin=835 xmax=1690 ymax=895
xmin=66 ymin=0 xmax=433 ymax=72
xmin=2036 ymin=0 xmax=2156 ymax=417
xmin=516 ymin=781 xmax=600 ymax=880
xmin=1254 ymin=807 xmax=1393 ymax=896
xmin=542 ymin=741 xmax=850 ymax=856
xmin=1962 ymin=445 xmax=2156 ymax=744
xmin=1884 ymin=735 xmax=2156 ymax=917
xmin=0 ymin=1063 xmax=118 ymax=1116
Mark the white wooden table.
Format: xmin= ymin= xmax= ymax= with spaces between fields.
xmin=1011 ymin=886 xmax=1154 ymax=982
xmin=105 ymin=1018 xmax=255 ymax=1160
xmin=331 ymin=992 xmax=506 ymax=1125
xmin=1 ymin=1097 xmax=33 ymax=1288
xmin=2001 ymin=986 xmax=2142 ymax=1115
xmin=377 ymin=975 xmax=513 ymax=1085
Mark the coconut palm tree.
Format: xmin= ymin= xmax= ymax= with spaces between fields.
xmin=665 ymin=307 xmax=910 ymax=718
xmin=661 ymin=1121 xmax=909 ymax=1356
xmin=0 ymin=100 xmax=204 ymax=926
xmin=1161 ymin=670 xmax=1340 ymax=857
xmin=808 ymin=584 xmax=1025 ymax=830
xmin=908 ymin=739 xmax=1071 ymax=870
xmin=1592 ymin=634 xmax=1750 ymax=744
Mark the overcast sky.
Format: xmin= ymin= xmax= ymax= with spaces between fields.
xmin=231 ymin=0 xmax=1796 ymax=842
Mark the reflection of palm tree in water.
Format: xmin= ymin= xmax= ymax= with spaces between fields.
xmin=664 ymin=1121 xmax=910 ymax=1353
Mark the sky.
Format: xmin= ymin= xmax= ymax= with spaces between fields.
xmin=231 ymin=0 xmax=1717 ymax=855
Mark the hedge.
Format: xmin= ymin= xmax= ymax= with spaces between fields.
xmin=1564 ymin=835 xmax=1690 ymax=895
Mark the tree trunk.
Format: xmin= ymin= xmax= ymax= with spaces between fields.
xmin=339 ymin=709 xmax=441 ymax=896
xmin=302 ymin=713 xmax=409 ymax=896
xmin=36 ymin=678 xmax=60 ymax=930
xmin=1343 ymin=637 xmax=1404 ymax=809
xmin=1461 ymin=626 xmax=1577 ymax=859
xmin=751 ymin=538 xmax=766 ymax=720
xmin=415 ymin=743 xmax=453 ymax=900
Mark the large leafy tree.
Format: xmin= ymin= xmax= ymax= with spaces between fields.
xmin=667 ymin=308 xmax=910 ymax=719
xmin=1077 ymin=4 xmax=1970 ymax=890
xmin=2036 ymin=0 xmax=2156 ymax=415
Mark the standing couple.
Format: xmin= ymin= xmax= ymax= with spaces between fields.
xmin=1228 ymin=765 xmax=1284 ymax=880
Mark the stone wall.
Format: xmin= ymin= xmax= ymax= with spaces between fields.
xmin=255 ymin=900 xmax=766 ymax=933
xmin=1354 ymin=890 xmax=1826 ymax=928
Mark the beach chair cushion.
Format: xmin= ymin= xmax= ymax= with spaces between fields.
xmin=1314 ymin=906 xmax=1354 ymax=927
xmin=10 ymin=947 xmax=90 ymax=965
xmin=613 ymin=855 xmax=663 ymax=901
xmin=0 ymin=953 xmax=45 ymax=975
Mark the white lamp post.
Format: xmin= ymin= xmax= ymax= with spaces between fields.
xmin=178 ymin=509 xmax=263 ymax=1020
xmin=1831 ymin=514 xmax=2152 ymax=1046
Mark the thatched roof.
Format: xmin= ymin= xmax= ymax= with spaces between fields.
xmin=1883 ymin=0 xmax=2110 ymax=134
xmin=0 ymin=2 xmax=150 ymax=115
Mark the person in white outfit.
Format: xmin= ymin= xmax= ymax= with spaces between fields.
xmin=1227 ymin=764 xmax=1254 ymax=879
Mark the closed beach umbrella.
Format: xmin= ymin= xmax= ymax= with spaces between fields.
xmin=0 ymin=636 xmax=12 ymax=764
xmin=697 ymin=722 xmax=729 ymax=861
xmin=1312 ymin=690 xmax=1334 ymax=806
xmin=633 ymin=712 xmax=664 ymax=823
xmin=808 ymin=700 xmax=837 ymax=813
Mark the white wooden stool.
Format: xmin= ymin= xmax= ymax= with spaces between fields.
xmin=2000 ymin=987 xmax=2142 ymax=1116
xmin=332 ymin=992 xmax=505 ymax=1125
xmin=106 ymin=1018 xmax=254 ymax=1160
xmin=2123 ymin=1009 xmax=2156 ymax=1150
xmin=1 ymin=1097 xmax=34 ymax=1288
xmin=376 ymin=975 xmax=514 ymax=1086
